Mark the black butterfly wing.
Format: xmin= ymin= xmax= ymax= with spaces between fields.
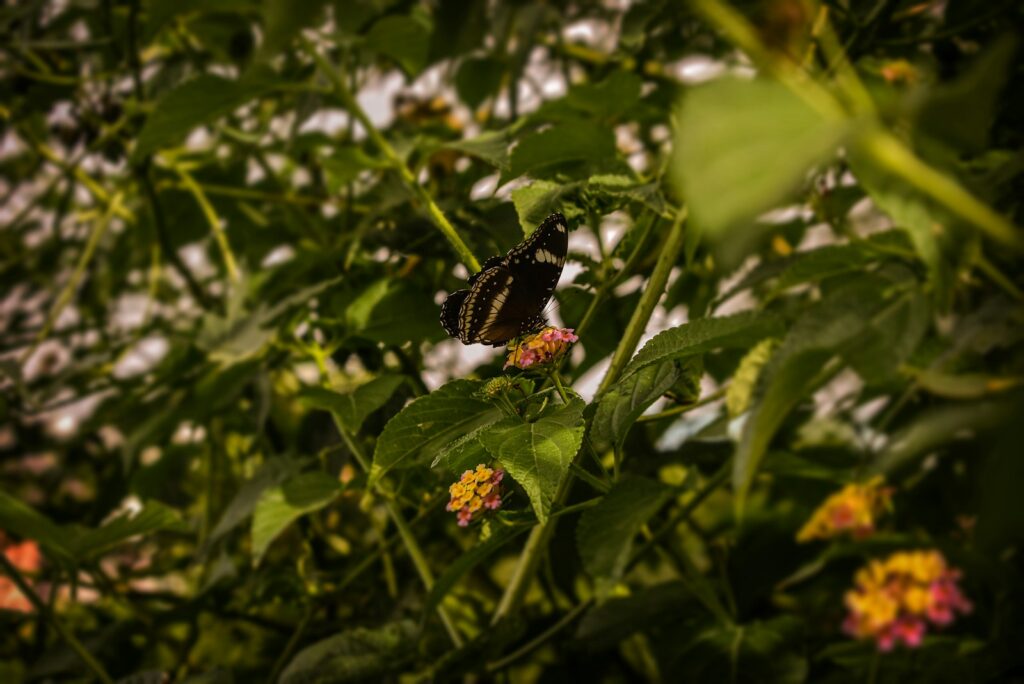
xmin=440 ymin=213 xmax=569 ymax=346
xmin=501 ymin=212 xmax=568 ymax=319
xmin=440 ymin=289 xmax=469 ymax=339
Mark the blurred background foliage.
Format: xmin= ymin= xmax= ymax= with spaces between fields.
xmin=1 ymin=0 xmax=1024 ymax=681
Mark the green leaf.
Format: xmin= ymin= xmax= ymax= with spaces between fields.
xmin=424 ymin=523 xmax=528 ymax=613
xmin=455 ymin=56 xmax=505 ymax=111
xmin=431 ymin=428 xmax=491 ymax=474
xmin=583 ymin=174 xmax=671 ymax=217
xmin=370 ymin=380 xmax=502 ymax=486
xmin=672 ymin=78 xmax=849 ymax=235
xmin=915 ymin=35 xmax=1017 ymax=155
xmin=444 ymin=130 xmax=511 ymax=171
xmin=251 ymin=472 xmax=340 ymax=562
xmin=503 ymin=121 xmax=617 ymax=185
xmin=766 ymin=244 xmax=878 ymax=299
xmin=320 ymin=147 xmax=389 ymax=191
xmin=591 ymin=360 xmax=683 ymax=451
xmin=912 ymin=369 xmax=1024 ymax=399
xmin=511 ymin=180 xmax=585 ymax=233
xmin=726 ymin=338 xmax=779 ymax=418
xmin=299 ymin=375 xmax=406 ymax=433
xmin=565 ymin=71 xmax=642 ymax=119
xmin=210 ymin=458 xmax=297 ymax=543
xmin=576 ymin=476 xmax=673 ymax=596
xmin=733 ymin=272 xmax=922 ymax=511
xmin=69 ymin=502 xmax=187 ymax=560
xmin=134 ymin=68 xmax=281 ymax=159
xmin=622 ymin=311 xmax=784 ymax=379
xmin=480 ymin=398 xmax=586 ymax=523
xmin=365 ymin=14 xmax=432 ymax=76
xmin=853 ymin=161 xmax=956 ymax=306
xmin=258 ymin=0 xmax=328 ymax=58
xmin=0 ymin=490 xmax=75 ymax=564
xmin=345 ymin=279 xmax=443 ymax=345
xmin=869 ymin=399 xmax=1016 ymax=476
xmin=279 ymin=620 xmax=418 ymax=684
xmin=575 ymin=581 xmax=694 ymax=651
xmin=197 ymin=276 xmax=341 ymax=364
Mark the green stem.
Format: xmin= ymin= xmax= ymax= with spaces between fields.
xmin=636 ymin=386 xmax=728 ymax=423
xmin=492 ymin=210 xmax=688 ymax=624
xmin=0 ymin=555 xmax=114 ymax=684
xmin=19 ymin=194 xmax=120 ymax=364
xmin=173 ymin=164 xmax=241 ymax=282
xmin=304 ymin=39 xmax=481 ymax=272
xmin=486 ymin=599 xmax=592 ymax=673
xmin=569 ymin=462 xmax=610 ymax=493
xmin=595 ymin=208 xmax=688 ymax=398
xmin=860 ymin=130 xmax=1023 ymax=252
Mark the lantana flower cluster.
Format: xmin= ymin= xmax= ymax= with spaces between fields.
xmin=504 ymin=327 xmax=578 ymax=370
xmin=797 ymin=476 xmax=893 ymax=543
xmin=446 ymin=464 xmax=504 ymax=527
xmin=843 ymin=550 xmax=972 ymax=651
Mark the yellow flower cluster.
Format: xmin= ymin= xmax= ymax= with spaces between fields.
xmin=504 ymin=327 xmax=578 ymax=370
xmin=797 ymin=476 xmax=892 ymax=543
xmin=844 ymin=550 xmax=971 ymax=651
xmin=446 ymin=464 xmax=505 ymax=527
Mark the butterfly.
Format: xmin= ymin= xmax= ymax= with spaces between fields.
xmin=440 ymin=212 xmax=569 ymax=346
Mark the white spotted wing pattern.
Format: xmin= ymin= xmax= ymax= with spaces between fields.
xmin=440 ymin=212 xmax=568 ymax=346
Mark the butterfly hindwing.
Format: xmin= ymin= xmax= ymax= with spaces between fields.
xmin=440 ymin=289 xmax=469 ymax=338
xmin=440 ymin=212 xmax=569 ymax=346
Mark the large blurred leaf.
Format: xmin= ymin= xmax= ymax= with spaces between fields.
xmin=672 ymin=78 xmax=849 ymax=235
xmin=258 ymin=0 xmax=328 ymax=58
xmin=480 ymin=398 xmax=586 ymax=523
xmin=565 ymin=71 xmax=642 ymax=119
xmin=365 ymin=14 xmax=432 ymax=77
xmin=299 ymin=375 xmax=406 ymax=433
xmin=454 ymin=57 xmax=505 ymax=111
xmin=622 ymin=311 xmax=783 ymax=379
xmin=444 ymin=130 xmax=511 ymax=171
xmin=915 ymin=35 xmax=1017 ymax=155
xmin=591 ymin=360 xmax=685 ymax=451
xmin=134 ymin=67 xmax=282 ymax=158
xmin=345 ymin=279 xmax=442 ymax=345
xmin=869 ymin=398 xmax=1017 ymax=476
xmin=279 ymin=620 xmax=418 ymax=684
xmin=577 ymin=476 xmax=674 ymax=596
xmin=575 ymin=581 xmax=694 ymax=651
xmin=251 ymin=472 xmax=340 ymax=562
xmin=370 ymin=380 xmax=501 ymax=485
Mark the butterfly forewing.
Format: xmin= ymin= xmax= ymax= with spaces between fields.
xmin=440 ymin=212 xmax=569 ymax=346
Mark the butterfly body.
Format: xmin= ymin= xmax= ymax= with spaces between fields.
xmin=440 ymin=213 xmax=568 ymax=346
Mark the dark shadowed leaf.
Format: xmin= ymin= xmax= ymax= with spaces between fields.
xmin=299 ymin=375 xmax=406 ymax=434
xmin=577 ymin=476 xmax=673 ymax=595
xmin=279 ymin=620 xmax=418 ymax=684
xmin=251 ymin=472 xmax=340 ymax=562
xmin=591 ymin=360 xmax=683 ymax=451
xmin=370 ymin=380 xmax=502 ymax=485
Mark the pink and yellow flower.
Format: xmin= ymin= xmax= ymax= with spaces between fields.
xmin=504 ymin=327 xmax=579 ymax=371
xmin=843 ymin=550 xmax=971 ymax=651
xmin=446 ymin=464 xmax=505 ymax=527
xmin=797 ymin=476 xmax=893 ymax=543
